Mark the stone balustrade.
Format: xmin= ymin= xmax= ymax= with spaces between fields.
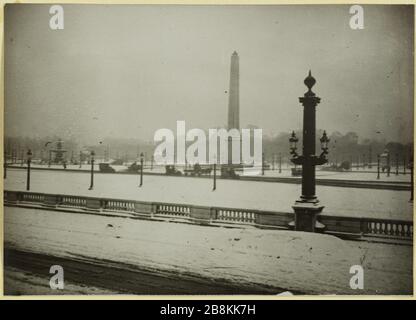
xmin=3 ymin=190 xmax=413 ymax=242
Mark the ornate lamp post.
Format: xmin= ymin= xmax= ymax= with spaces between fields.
xmin=88 ymin=150 xmax=95 ymax=190
xmin=289 ymin=71 xmax=329 ymax=232
xmin=26 ymin=149 xmax=32 ymax=191
xmin=139 ymin=152 xmax=144 ymax=187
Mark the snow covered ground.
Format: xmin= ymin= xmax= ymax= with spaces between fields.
xmin=4 ymin=207 xmax=412 ymax=295
xmin=4 ymin=168 xmax=413 ymax=220
xmin=12 ymin=163 xmax=411 ymax=182
xmin=244 ymin=167 xmax=410 ymax=182
xmin=4 ymin=267 xmax=117 ymax=295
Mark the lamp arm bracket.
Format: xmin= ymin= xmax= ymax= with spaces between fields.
xmin=291 ymin=155 xmax=304 ymax=165
xmin=314 ymin=153 xmax=328 ymax=166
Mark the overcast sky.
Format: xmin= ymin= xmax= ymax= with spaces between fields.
xmin=4 ymin=4 xmax=414 ymax=145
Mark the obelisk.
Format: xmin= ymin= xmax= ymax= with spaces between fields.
xmin=227 ymin=51 xmax=240 ymax=165
xmin=228 ymin=51 xmax=240 ymax=130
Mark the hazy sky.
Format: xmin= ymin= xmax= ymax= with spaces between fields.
xmin=5 ymin=4 xmax=414 ymax=145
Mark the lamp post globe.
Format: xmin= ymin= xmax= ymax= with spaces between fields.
xmin=289 ymin=131 xmax=298 ymax=156
xmin=320 ymin=131 xmax=330 ymax=154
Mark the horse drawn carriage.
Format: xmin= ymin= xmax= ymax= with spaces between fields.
xmin=99 ymin=163 xmax=116 ymax=173
xmin=165 ymin=165 xmax=182 ymax=176
xmin=184 ymin=163 xmax=212 ymax=176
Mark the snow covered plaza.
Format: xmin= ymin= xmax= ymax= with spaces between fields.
xmin=3 ymin=5 xmax=414 ymax=296
xmin=3 ymin=165 xmax=413 ymax=295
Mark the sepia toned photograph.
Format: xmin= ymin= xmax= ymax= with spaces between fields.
xmin=2 ymin=4 xmax=414 ymax=296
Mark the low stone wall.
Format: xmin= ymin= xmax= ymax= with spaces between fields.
xmin=134 ymin=202 xmax=154 ymax=216
xmin=320 ymin=215 xmax=363 ymax=234
xmin=85 ymin=198 xmax=102 ymax=212
xmin=190 ymin=206 xmax=213 ymax=225
xmin=3 ymin=190 xmax=413 ymax=242
xmin=256 ymin=211 xmax=293 ymax=229
xmin=43 ymin=194 xmax=61 ymax=208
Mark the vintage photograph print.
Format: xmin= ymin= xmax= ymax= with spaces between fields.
xmin=3 ymin=4 xmax=414 ymax=296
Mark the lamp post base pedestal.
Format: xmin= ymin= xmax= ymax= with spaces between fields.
xmin=289 ymin=201 xmax=325 ymax=232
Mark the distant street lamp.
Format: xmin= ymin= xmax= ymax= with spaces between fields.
xmin=213 ymin=154 xmax=217 ymax=191
xmin=262 ymin=152 xmax=265 ymax=176
xmin=290 ymin=71 xmax=329 ymax=232
xmin=139 ymin=152 xmax=144 ymax=187
xmin=88 ymin=150 xmax=95 ymax=190
xmin=279 ymin=152 xmax=282 ymax=174
xmin=26 ymin=149 xmax=32 ymax=191
xmin=377 ymin=154 xmax=380 ymax=180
